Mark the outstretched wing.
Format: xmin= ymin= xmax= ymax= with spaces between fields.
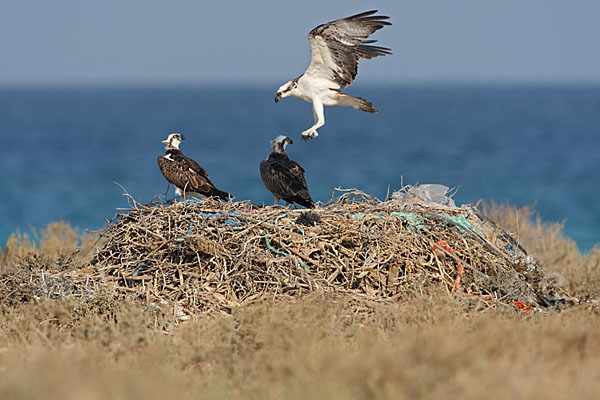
xmin=303 ymin=10 xmax=391 ymax=89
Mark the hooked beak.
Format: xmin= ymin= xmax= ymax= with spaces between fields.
xmin=274 ymin=93 xmax=281 ymax=103
xmin=288 ymin=138 xmax=294 ymax=145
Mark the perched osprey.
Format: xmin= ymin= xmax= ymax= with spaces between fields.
xmin=157 ymin=133 xmax=231 ymax=200
xmin=275 ymin=10 xmax=391 ymax=140
xmin=260 ymin=135 xmax=314 ymax=208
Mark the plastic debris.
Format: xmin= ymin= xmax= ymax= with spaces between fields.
xmin=175 ymin=305 xmax=191 ymax=321
xmin=392 ymin=184 xmax=457 ymax=208
xmin=132 ymin=263 xmax=147 ymax=277
xmin=197 ymin=211 xmax=241 ymax=228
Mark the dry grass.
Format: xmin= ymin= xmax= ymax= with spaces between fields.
xmin=0 ymin=222 xmax=97 ymax=267
xmin=483 ymin=201 xmax=600 ymax=297
xmin=1 ymin=294 xmax=599 ymax=400
xmin=1 ymin=198 xmax=599 ymax=399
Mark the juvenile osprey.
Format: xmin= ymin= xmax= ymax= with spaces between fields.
xmin=275 ymin=10 xmax=391 ymax=140
xmin=260 ymin=135 xmax=314 ymax=208
xmin=157 ymin=133 xmax=231 ymax=200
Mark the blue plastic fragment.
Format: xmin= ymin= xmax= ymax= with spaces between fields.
xmin=446 ymin=216 xmax=482 ymax=235
xmin=352 ymin=211 xmax=424 ymax=232
xmin=196 ymin=211 xmax=241 ymax=228
xmin=352 ymin=211 xmax=484 ymax=236
xmin=132 ymin=263 xmax=147 ymax=277
xmin=223 ymin=218 xmax=241 ymax=227
xmin=186 ymin=216 xmax=195 ymax=236
xmin=390 ymin=212 xmax=424 ymax=232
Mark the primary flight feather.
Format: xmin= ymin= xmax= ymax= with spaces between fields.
xmin=275 ymin=10 xmax=391 ymax=140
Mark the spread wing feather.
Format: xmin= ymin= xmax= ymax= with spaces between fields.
xmin=304 ymin=10 xmax=391 ymax=88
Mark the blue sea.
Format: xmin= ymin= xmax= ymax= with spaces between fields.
xmin=1 ymin=85 xmax=598 ymax=251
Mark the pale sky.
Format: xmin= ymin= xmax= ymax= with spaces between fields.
xmin=1 ymin=0 xmax=599 ymax=85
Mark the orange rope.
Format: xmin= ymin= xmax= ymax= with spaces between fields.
xmin=434 ymin=240 xmax=490 ymax=300
xmin=435 ymin=240 xmax=463 ymax=292
xmin=512 ymin=300 xmax=534 ymax=313
xmin=434 ymin=240 xmax=533 ymax=313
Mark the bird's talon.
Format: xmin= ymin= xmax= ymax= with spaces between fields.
xmin=301 ymin=130 xmax=319 ymax=141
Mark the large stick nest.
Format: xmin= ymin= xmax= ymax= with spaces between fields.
xmin=83 ymin=189 xmax=571 ymax=315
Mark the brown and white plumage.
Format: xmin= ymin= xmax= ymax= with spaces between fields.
xmin=157 ymin=133 xmax=231 ymax=201
xmin=260 ymin=135 xmax=314 ymax=208
xmin=275 ymin=10 xmax=391 ymax=140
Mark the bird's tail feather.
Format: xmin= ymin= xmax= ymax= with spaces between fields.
xmin=289 ymin=190 xmax=314 ymax=209
xmin=331 ymin=89 xmax=378 ymax=113
xmin=213 ymin=189 xmax=232 ymax=201
xmin=294 ymin=196 xmax=315 ymax=209
xmin=354 ymin=96 xmax=378 ymax=113
xmin=339 ymin=93 xmax=379 ymax=114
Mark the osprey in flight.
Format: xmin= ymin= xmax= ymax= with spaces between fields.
xmin=157 ymin=133 xmax=231 ymax=200
xmin=275 ymin=10 xmax=391 ymax=141
xmin=260 ymin=135 xmax=314 ymax=208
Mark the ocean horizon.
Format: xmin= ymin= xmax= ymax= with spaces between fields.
xmin=1 ymin=84 xmax=598 ymax=251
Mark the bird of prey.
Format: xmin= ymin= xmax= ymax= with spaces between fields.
xmin=275 ymin=10 xmax=391 ymax=141
xmin=157 ymin=133 xmax=231 ymax=200
xmin=260 ymin=135 xmax=314 ymax=208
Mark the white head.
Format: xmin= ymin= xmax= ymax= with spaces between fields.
xmin=162 ymin=133 xmax=185 ymax=150
xmin=270 ymin=135 xmax=293 ymax=154
xmin=274 ymin=78 xmax=299 ymax=103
